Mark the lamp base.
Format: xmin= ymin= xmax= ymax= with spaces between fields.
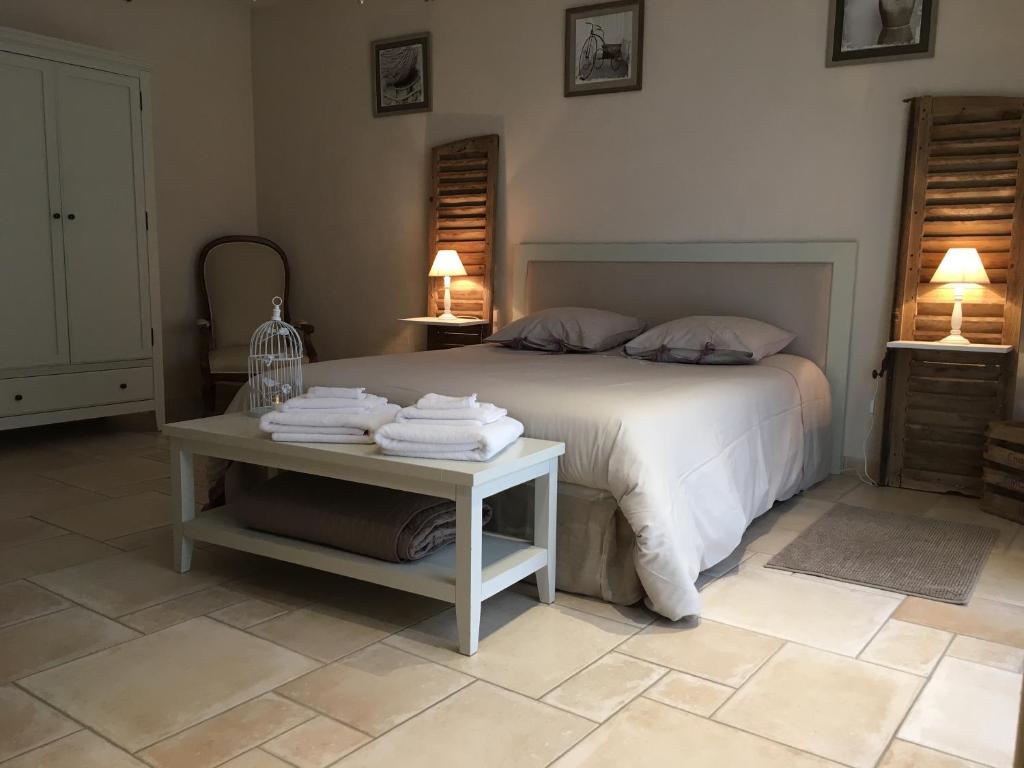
xmin=938 ymin=332 xmax=971 ymax=345
xmin=436 ymin=311 xmax=459 ymax=321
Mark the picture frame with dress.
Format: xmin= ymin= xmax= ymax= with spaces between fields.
xmin=372 ymin=33 xmax=432 ymax=116
xmin=827 ymin=0 xmax=938 ymax=66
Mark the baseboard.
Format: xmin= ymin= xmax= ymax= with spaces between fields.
xmin=841 ymin=454 xmax=881 ymax=480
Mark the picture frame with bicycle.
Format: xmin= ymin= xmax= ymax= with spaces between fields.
xmin=564 ymin=0 xmax=644 ymax=97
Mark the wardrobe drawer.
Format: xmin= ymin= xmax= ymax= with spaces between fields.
xmin=0 ymin=367 xmax=153 ymax=417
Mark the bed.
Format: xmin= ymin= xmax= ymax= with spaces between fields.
xmin=227 ymin=242 xmax=857 ymax=620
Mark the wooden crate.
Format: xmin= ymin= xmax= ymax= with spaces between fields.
xmin=982 ymin=421 xmax=1024 ymax=523
xmin=426 ymin=324 xmax=486 ymax=351
xmin=883 ymin=346 xmax=1013 ymax=496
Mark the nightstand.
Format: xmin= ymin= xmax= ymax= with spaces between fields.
xmin=880 ymin=340 xmax=1015 ymax=496
xmin=400 ymin=317 xmax=490 ymax=351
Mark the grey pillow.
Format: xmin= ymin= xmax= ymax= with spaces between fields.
xmin=625 ymin=316 xmax=795 ymax=364
xmin=486 ymin=307 xmax=646 ymax=353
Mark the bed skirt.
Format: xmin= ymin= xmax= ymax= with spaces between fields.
xmin=487 ymin=481 xmax=644 ymax=605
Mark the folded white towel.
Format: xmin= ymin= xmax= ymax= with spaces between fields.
xmin=396 ymin=403 xmax=507 ymax=426
xmin=271 ymin=432 xmax=374 ymax=444
xmin=307 ymin=386 xmax=366 ymax=399
xmin=280 ymin=394 xmax=387 ymax=412
xmin=375 ymin=417 xmax=524 ymax=461
xmin=415 ymin=393 xmax=478 ymax=410
xmin=266 ymin=424 xmax=366 ymax=436
xmin=261 ymin=403 xmax=400 ymax=432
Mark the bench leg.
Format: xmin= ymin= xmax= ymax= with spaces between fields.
xmin=171 ymin=444 xmax=195 ymax=573
xmin=534 ymin=459 xmax=558 ymax=604
xmin=455 ymin=486 xmax=482 ymax=655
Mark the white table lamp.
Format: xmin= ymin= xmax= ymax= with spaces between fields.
xmin=930 ymin=247 xmax=990 ymax=344
xmin=429 ymin=249 xmax=467 ymax=321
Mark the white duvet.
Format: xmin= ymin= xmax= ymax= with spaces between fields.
xmin=272 ymin=345 xmax=831 ymax=619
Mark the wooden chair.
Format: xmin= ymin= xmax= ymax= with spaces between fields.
xmin=197 ymin=236 xmax=317 ymax=414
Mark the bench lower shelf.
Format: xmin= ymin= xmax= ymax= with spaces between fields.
xmin=185 ymin=508 xmax=548 ymax=604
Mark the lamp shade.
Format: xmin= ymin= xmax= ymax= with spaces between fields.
xmin=428 ymin=249 xmax=467 ymax=277
xmin=931 ymin=248 xmax=990 ymax=285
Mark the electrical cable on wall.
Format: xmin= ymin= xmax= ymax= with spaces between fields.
xmin=857 ymin=353 xmax=889 ymax=487
xmin=858 ymin=375 xmax=883 ymax=486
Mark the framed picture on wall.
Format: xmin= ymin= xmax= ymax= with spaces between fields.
xmin=372 ymin=33 xmax=431 ymax=116
xmin=564 ymin=0 xmax=644 ymax=97
xmin=827 ymin=0 xmax=938 ymax=66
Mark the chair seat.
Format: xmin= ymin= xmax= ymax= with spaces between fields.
xmin=209 ymin=346 xmax=309 ymax=375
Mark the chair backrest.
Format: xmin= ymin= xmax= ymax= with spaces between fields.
xmin=198 ymin=236 xmax=290 ymax=349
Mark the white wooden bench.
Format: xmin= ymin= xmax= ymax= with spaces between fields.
xmin=163 ymin=413 xmax=564 ymax=655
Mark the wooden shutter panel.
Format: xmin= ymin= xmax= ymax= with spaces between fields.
xmin=882 ymin=96 xmax=1022 ymax=495
xmin=892 ymin=96 xmax=1024 ymax=346
xmin=427 ymin=135 xmax=498 ymax=326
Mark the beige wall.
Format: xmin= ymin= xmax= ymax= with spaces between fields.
xmin=252 ymin=0 xmax=1024 ymax=460
xmin=2 ymin=1 xmax=1020 ymax=455
xmin=0 ymin=0 xmax=259 ymax=419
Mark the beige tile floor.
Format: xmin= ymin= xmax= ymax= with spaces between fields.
xmin=0 ymin=423 xmax=1021 ymax=767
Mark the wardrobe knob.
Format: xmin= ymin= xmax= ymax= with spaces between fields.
xmin=52 ymin=213 xmax=61 ymax=219
xmin=14 ymin=394 xmax=23 ymax=401
xmin=67 ymin=214 xmax=76 ymax=220
xmin=119 ymin=383 xmax=127 ymax=390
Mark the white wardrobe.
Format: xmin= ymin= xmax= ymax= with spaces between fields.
xmin=0 ymin=28 xmax=164 ymax=429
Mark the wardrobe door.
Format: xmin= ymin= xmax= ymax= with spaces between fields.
xmin=0 ymin=53 xmax=69 ymax=369
xmin=57 ymin=65 xmax=150 ymax=364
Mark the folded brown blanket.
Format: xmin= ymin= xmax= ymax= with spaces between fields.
xmin=235 ymin=473 xmax=492 ymax=562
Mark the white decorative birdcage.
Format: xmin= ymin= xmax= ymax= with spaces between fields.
xmin=247 ymin=296 xmax=304 ymax=415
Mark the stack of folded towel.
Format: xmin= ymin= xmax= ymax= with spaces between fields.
xmin=260 ymin=386 xmax=399 ymax=444
xmin=375 ymin=393 xmax=524 ymax=461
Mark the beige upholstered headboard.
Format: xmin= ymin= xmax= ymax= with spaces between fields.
xmin=514 ymin=242 xmax=858 ymax=472
xmin=527 ymin=261 xmax=831 ymax=368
